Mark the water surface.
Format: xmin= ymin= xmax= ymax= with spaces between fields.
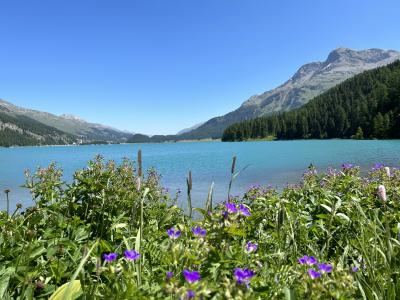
xmin=0 ymin=140 xmax=399 ymax=210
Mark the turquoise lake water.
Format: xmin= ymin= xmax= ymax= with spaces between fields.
xmin=1 ymin=140 xmax=400 ymax=210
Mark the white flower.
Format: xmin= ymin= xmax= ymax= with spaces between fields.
xmin=384 ymin=167 xmax=391 ymax=178
xmin=378 ymin=185 xmax=387 ymax=202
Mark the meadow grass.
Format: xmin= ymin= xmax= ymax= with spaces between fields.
xmin=0 ymin=156 xmax=399 ymax=299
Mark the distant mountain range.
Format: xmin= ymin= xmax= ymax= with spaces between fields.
xmin=222 ymin=60 xmax=400 ymax=141
xmin=2 ymin=47 xmax=399 ymax=147
xmin=0 ymin=99 xmax=133 ymax=146
xmin=178 ymin=48 xmax=400 ymax=139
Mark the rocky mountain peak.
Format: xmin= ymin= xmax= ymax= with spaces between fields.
xmin=179 ymin=47 xmax=400 ymax=139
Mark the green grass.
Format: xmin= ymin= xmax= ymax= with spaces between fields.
xmin=0 ymin=157 xmax=399 ymax=299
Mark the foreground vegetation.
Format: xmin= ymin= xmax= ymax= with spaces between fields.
xmin=1 ymin=155 xmax=400 ymax=299
xmin=222 ymin=60 xmax=400 ymax=141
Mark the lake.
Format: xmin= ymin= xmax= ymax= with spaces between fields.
xmin=1 ymin=140 xmax=400 ymax=211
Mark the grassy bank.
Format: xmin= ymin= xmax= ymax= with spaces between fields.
xmin=1 ymin=156 xmax=399 ymax=299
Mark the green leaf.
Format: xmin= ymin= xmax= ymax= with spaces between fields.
xmin=284 ymin=286 xmax=297 ymax=300
xmin=29 ymin=245 xmax=46 ymax=259
xmin=49 ymin=280 xmax=82 ymax=300
xmin=336 ymin=213 xmax=350 ymax=222
xmin=0 ymin=267 xmax=15 ymax=299
xmin=320 ymin=204 xmax=332 ymax=213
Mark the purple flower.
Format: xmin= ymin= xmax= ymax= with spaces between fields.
xmin=239 ymin=204 xmax=251 ymax=217
xmin=234 ymin=268 xmax=255 ymax=286
xmin=372 ymin=163 xmax=384 ymax=171
xmin=245 ymin=242 xmax=258 ymax=253
xmin=351 ymin=266 xmax=359 ymax=273
xmin=166 ymin=271 xmax=174 ymax=280
xmin=298 ymin=255 xmax=308 ymax=264
xmin=317 ymin=263 xmax=333 ymax=273
xmin=342 ymin=163 xmax=354 ymax=170
xmin=308 ymin=268 xmax=321 ymax=279
xmin=186 ymin=290 xmax=195 ymax=299
xmin=103 ymin=252 xmax=118 ymax=262
xmin=167 ymin=227 xmax=181 ymax=239
xmin=183 ymin=269 xmax=201 ymax=283
xmin=298 ymin=255 xmax=317 ymax=265
xmin=124 ymin=249 xmax=140 ymax=261
xmin=225 ymin=203 xmax=238 ymax=213
xmin=192 ymin=226 xmax=206 ymax=237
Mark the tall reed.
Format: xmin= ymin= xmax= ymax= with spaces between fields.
xmin=4 ymin=189 xmax=10 ymax=215
xmin=186 ymin=170 xmax=192 ymax=218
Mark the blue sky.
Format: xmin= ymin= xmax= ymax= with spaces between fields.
xmin=0 ymin=0 xmax=399 ymax=135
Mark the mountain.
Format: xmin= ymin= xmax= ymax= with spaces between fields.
xmin=0 ymin=99 xmax=133 ymax=143
xmin=180 ymin=48 xmax=400 ymax=139
xmin=222 ymin=60 xmax=400 ymax=141
xmin=176 ymin=122 xmax=205 ymax=135
xmin=0 ymin=109 xmax=74 ymax=147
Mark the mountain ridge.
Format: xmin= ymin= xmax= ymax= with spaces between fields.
xmin=0 ymin=99 xmax=133 ymax=143
xmin=179 ymin=47 xmax=400 ymax=139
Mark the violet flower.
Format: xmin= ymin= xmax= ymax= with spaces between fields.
xmin=183 ymin=269 xmax=201 ymax=283
xmin=317 ymin=263 xmax=333 ymax=273
xmin=226 ymin=203 xmax=238 ymax=213
xmin=167 ymin=227 xmax=181 ymax=239
xmin=372 ymin=163 xmax=384 ymax=171
xmin=342 ymin=163 xmax=354 ymax=170
xmin=352 ymin=266 xmax=359 ymax=273
xmin=186 ymin=290 xmax=195 ymax=299
xmin=308 ymin=268 xmax=321 ymax=279
xmin=239 ymin=204 xmax=251 ymax=217
xmin=103 ymin=253 xmax=118 ymax=262
xmin=124 ymin=249 xmax=140 ymax=261
xmin=166 ymin=271 xmax=174 ymax=280
xmin=245 ymin=242 xmax=258 ymax=253
xmin=192 ymin=226 xmax=206 ymax=237
xmin=234 ymin=268 xmax=255 ymax=286
xmin=298 ymin=255 xmax=317 ymax=265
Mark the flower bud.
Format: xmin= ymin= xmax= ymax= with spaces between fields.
xmin=384 ymin=167 xmax=391 ymax=178
xmin=378 ymin=185 xmax=387 ymax=202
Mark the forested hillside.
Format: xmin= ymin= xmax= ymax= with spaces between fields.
xmin=181 ymin=48 xmax=400 ymax=139
xmin=0 ymin=111 xmax=74 ymax=147
xmin=222 ymin=60 xmax=400 ymax=141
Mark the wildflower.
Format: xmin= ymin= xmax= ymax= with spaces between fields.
xmin=233 ymin=268 xmax=255 ymax=286
xmin=166 ymin=271 xmax=174 ymax=280
xmin=378 ymin=185 xmax=387 ymax=202
xmin=167 ymin=227 xmax=181 ymax=239
xmin=103 ymin=252 xmax=118 ymax=262
xmin=317 ymin=263 xmax=333 ymax=273
xmin=225 ymin=203 xmax=238 ymax=213
xmin=192 ymin=226 xmax=206 ymax=237
xmin=385 ymin=166 xmax=391 ymax=177
xmin=298 ymin=255 xmax=317 ymax=265
xmin=124 ymin=249 xmax=140 ymax=261
xmin=245 ymin=242 xmax=258 ymax=253
xmin=373 ymin=163 xmax=384 ymax=170
xmin=342 ymin=163 xmax=354 ymax=170
xmin=239 ymin=204 xmax=251 ymax=216
xmin=186 ymin=290 xmax=195 ymax=299
xmin=308 ymin=268 xmax=321 ymax=279
xmin=36 ymin=280 xmax=45 ymax=289
xmin=351 ymin=266 xmax=359 ymax=273
xmin=183 ymin=269 xmax=201 ymax=283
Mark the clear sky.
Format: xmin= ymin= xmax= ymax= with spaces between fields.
xmin=0 ymin=0 xmax=399 ymax=135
